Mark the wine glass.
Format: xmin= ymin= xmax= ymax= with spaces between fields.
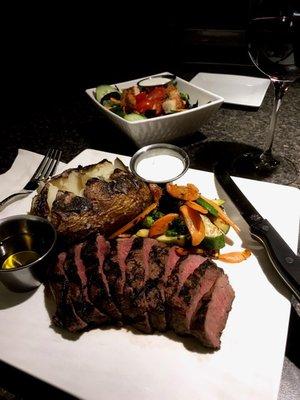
xmin=231 ymin=0 xmax=300 ymax=184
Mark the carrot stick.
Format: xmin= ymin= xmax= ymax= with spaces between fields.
xmin=166 ymin=183 xmax=200 ymax=201
xmin=185 ymin=200 xmax=208 ymax=214
xmin=217 ymin=249 xmax=251 ymax=263
xmin=109 ymin=203 xmax=157 ymax=239
xmin=149 ymin=213 xmax=178 ymax=237
xmin=199 ymin=195 xmax=241 ymax=233
xmin=180 ymin=205 xmax=205 ymax=246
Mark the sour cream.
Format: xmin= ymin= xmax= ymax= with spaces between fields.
xmin=135 ymin=154 xmax=185 ymax=182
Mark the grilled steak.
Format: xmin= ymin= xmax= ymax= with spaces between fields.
xmin=121 ymin=237 xmax=152 ymax=333
xmin=145 ymin=240 xmax=169 ymax=331
xmin=170 ymin=260 xmax=223 ymax=335
xmin=81 ymin=236 xmax=122 ymax=322
xmin=49 ymin=235 xmax=235 ymax=349
xmin=48 ymin=252 xmax=88 ymax=332
xmin=190 ymin=274 xmax=235 ymax=349
xmin=63 ymin=244 xmax=108 ymax=327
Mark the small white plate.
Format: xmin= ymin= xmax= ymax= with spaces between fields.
xmin=190 ymin=73 xmax=270 ymax=107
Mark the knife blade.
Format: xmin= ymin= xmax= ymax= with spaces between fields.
xmin=214 ymin=163 xmax=300 ymax=305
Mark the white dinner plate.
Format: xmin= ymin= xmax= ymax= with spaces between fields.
xmin=1 ymin=148 xmax=299 ymax=400
xmin=190 ymin=73 xmax=270 ymax=107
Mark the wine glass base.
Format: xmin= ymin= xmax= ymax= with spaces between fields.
xmin=230 ymin=151 xmax=298 ymax=185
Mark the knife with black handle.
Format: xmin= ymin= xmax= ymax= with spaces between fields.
xmin=214 ymin=164 xmax=300 ymax=306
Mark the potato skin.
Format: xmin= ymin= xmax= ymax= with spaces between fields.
xmin=30 ymin=161 xmax=156 ymax=243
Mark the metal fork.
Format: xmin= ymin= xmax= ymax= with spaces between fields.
xmin=0 ymin=149 xmax=62 ymax=210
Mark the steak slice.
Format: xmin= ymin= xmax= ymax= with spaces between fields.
xmin=190 ymin=273 xmax=235 ymax=349
xmin=165 ymin=254 xmax=206 ymax=329
xmin=170 ymin=260 xmax=223 ymax=335
xmin=49 ymin=252 xmax=88 ymax=332
xmin=163 ymin=246 xmax=181 ymax=283
xmin=103 ymin=237 xmax=134 ymax=317
xmin=165 ymin=254 xmax=206 ymax=302
xmin=121 ymin=237 xmax=152 ymax=333
xmin=81 ymin=235 xmax=122 ymax=322
xmin=144 ymin=239 xmax=169 ymax=331
xmin=63 ymin=244 xmax=108 ymax=327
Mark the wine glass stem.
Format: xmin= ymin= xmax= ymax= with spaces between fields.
xmin=262 ymin=80 xmax=289 ymax=161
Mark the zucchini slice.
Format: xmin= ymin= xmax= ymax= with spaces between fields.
xmin=200 ymin=215 xmax=225 ymax=250
xmin=196 ymin=197 xmax=218 ymax=217
xmin=211 ymin=216 xmax=230 ymax=234
xmin=156 ymin=234 xmax=186 ymax=246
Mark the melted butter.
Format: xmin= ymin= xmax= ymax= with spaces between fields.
xmin=2 ymin=250 xmax=40 ymax=270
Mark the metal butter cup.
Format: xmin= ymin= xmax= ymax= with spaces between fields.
xmin=130 ymin=143 xmax=190 ymax=184
xmin=0 ymin=215 xmax=57 ymax=292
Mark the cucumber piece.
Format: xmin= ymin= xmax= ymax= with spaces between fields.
xmin=201 ymin=215 xmax=225 ymax=250
xmin=123 ymin=113 xmax=147 ymax=121
xmin=156 ymin=234 xmax=186 ymax=246
xmin=211 ymin=216 xmax=230 ymax=234
xmin=196 ymin=198 xmax=218 ymax=217
xmin=95 ymin=85 xmax=119 ymax=103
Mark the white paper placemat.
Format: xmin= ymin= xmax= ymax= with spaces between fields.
xmin=0 ymin=149 xmax=66 ymax=218
xmin=1 ymin=148 xmax=299 ymax=400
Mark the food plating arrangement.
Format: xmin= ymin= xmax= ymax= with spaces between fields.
xmin=23 ymin=157 xmax=250 ymax=349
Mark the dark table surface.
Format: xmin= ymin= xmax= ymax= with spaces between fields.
xmin=0 ymin=70 xmax=299 ymax=400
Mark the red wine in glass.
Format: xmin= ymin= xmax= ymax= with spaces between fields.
xmin=249 ymin=16 xmax=300 ymax=82
xmin=232 ymin=11 xmax=300 ymax=184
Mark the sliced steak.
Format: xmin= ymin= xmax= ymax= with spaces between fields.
xmin=81 ymin=236 xmax=122 ymax=322
xmin=103 ymin=236 xmax=134 ymax=316
xmin=190 ymin=273 xmax=235 ymax=349
xmin=121 ymin=237 xmax=152 ymax=333
xmin=170 ymin=260 xmax=223 ymax=335
xmin=104 ymin=236 xmax=136 ymax=325
xmin=163 ymin=246 xmax=181 ymax=283
xmin=49 ymin=252 xmax=88 ymax=332
xmin=63 ymin=244 xmax=108 ymax=327
xmin=165 ymin=254 xmax=206 ymax=302
xmin=144 ymin=239 xmax=169 ymax=331
xmin=165 ymin=254 xmax=206 ymax=329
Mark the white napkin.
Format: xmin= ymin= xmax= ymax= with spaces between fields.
xmin=0 ymin=149 xmax=66 ymax=219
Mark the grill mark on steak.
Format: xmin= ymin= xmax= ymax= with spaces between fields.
xmin=170 ymin=260 xmax=222 ymax=335
xmin=63 ymin=244 xmax=108 ymax=326
xmin=81 ymin=237 xmax=122 ymax=322
xmin=190 ymin=273 xmax=235 ymax=349
xmin=163 ymin=246 xmax=181 ymax=283
xmin=165 ymin=254 xmax=205 ymax=302
xmin=103 ymin=237 xmax=134 ymax=310
xmin=121 ymin=237 xmax=152 ymax=333
xmin=165 ymin=254 xmax=206 ymax=329
xmin=145 ymin=240 xmax=169 ymax=331
xmin=49 ymin=252 xmax=88 ymax=332
xmin=103 ymin=240 xmax=121 ymax=298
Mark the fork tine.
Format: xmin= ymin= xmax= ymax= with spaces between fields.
xmin=43 ymin=149 xmax=62 ymax=179
xmin=47 ymin=149 xmax=62 ymax=177
xmin=31 ymin=149 xmax=53 ymax=180
xmin=36 ymin=149 xmax=56 ymax=180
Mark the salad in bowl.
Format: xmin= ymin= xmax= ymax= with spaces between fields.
xmin=94 ymin=75 xmax=198 ymax=121
xmin=86 ymin=72 xmax=223 ymax=147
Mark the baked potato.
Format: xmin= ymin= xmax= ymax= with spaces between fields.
xmin=30 ymin=158 xmax=157 ymax=243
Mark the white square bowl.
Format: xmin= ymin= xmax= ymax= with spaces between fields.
xmin=86 ymin=72 xmax=223 ymax=148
